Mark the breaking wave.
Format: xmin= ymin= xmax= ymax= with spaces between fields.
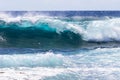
xmin=0 ymin=51 xmax=65 ymax=68
xmin=0 ymin=12 xmax=120 ymax=48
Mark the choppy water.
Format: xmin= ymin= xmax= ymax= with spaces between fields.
xmin=0 ymin=11 xmax=120 ymax=80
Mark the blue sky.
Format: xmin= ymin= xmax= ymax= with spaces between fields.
xmin=0 ymin=0 xmax=119 ymax=10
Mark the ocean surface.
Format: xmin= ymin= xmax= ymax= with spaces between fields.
xmin=0 ymin=11 xmax=120 ymax=80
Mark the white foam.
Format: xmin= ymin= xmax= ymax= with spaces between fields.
xmin=0 ymin=36 xmax=6 ymax=42
xmin=0 ymin=48 xmax=120 ymax=79
xmin=0 ymin=67 xmax=64 ymax=80
xmin=83 ymin=18 xmax=120 ymax=41
xmin=0 ymin=67 xmax=120 ymax=80
xmin=0 ymin=51 xmax=64 ymax=68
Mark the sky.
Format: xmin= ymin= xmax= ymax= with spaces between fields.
xmin=0 ymin=0 xmax=119 ymax=11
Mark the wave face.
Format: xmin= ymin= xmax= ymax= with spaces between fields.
xmin=0 ymin=11 xmax=120 ymax=48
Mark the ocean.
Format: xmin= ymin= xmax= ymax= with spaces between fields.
xmin=0 ymin=11 xmax=120 ymax=80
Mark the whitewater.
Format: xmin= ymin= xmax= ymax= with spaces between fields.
xmin=0 ymin=11 xmax=120 ymax=80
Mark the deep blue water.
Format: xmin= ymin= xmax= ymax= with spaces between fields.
xmin=6 ymin=11 xmax=120 ymax=17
